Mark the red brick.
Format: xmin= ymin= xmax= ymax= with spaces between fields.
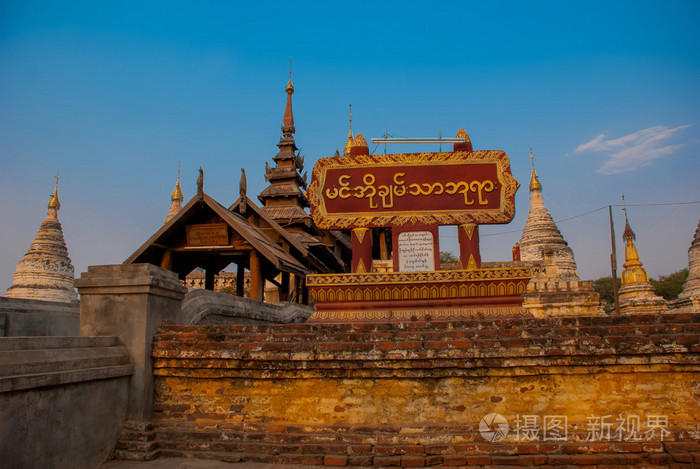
xmin=400 ymin=445 xmax=425 ymax=455
xmin=424 ymin=341 xmax=447 ymax=350
xmin=642 ymin=443 xmax=664 ymax=452
xmin=400 ymin=455 xmax=425 ymax=467
xmin=515 ymin=444 xmax=538 ymax=454
xmin=374 ymin=446 xmax=399 ymax=455
xmin=376 ymin=341 xmax=396 ymax=351
xmin=425 ymin=455 xmax=442 ymax=466
xmin=570 ymin=454 xmax=601 ymax=464
xmin=396 ymin=332 xmax=422 ymax=340
xmin=547 ymin=454 xmax=572 ymax=465
xmin=500 ymin=338 xmax=528 ymax=348
xmin=616 ymin=442 xmax=642 ymax=452
xmin=302 ymin=456 xmax=324 ymax=465
xmin=465 ymin=455 xmax=491 ymax=465
xmin=324 ymin=455 xmax=348 ymax=466
xmin=649 ymin=453 xmax=673 ymax=464
xmin=671 ymin=452 xmax=693 ymax=462
xmin=424 ymin=444 xmax=449 ymax=455
xmin=348 ymin=455 xmax=373 ymax=466
xmin=349 ymin=444 xmax=373 ymax=454
xmin=491 ymin=455 xmax=519 ymax=465
xmin=475 ymin=339 xmax=497 ymax=348
xmin=598 ymin=454 xmax=633 ymax=464
xmin=665 ymin=442 xmax=700 ymax=452
xmin=446 ymin=339 xmax=472 ymax=349
xmin=374 ymin=455 xmax=401 ymax=466
xmin=442 ymin=455 xmax=466 ymax=466
xmin=518 ymin=454 xmax=548 ymax=466
xmin=398 ymin=341 xmax=422 ymax=349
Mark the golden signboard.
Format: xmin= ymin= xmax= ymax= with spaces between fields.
xmin=306 ymin=150 xmax=519 ymax=230
xmin=186 ymin=223 xmax=229 ymax=246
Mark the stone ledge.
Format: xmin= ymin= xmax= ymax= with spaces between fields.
xmin=0 ymin=336 xmax=133 ymax=392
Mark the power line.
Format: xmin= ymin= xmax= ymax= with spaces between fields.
xmin=479 ymin=201 xmax=699 ymax=238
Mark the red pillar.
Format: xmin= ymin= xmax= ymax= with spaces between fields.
xmin=351 ymin=228 xmax=372 ymax=273
xmin=458 ymin=223 xmax=481 ymax=269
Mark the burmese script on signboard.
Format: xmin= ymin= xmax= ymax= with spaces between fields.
xmin=398 ymin=231 xmax=435 ymax=272
xmin=186 ymin=223 xmax=229 ymax=247
xmin=306 ymin=151 xmax=519 ymax=230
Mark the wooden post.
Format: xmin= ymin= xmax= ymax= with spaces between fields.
xmin=236 ymin=263 xmax=245 ymax=297
xmin=204 ymin=268 xmax=215 ymax=291
xmin=280 ymin=272 xmax=290 ymax=302
xmin=160 ymin=250 xmax=173 ymax=271
xmin=249 ymin=251 xmax=263 ymax=302
xmin=379 ymin=229 xmax=389 ymax=260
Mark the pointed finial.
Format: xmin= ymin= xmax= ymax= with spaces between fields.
xmin=343 ymin=104 xmax=354 ymax=156
xmin=282 ymin=63 xmax=295 ymax=132
xmin=622 ymin=194 xmax=636 ymax=242
xmin=529 ymin=148 xmax=542 ymax=192
xmin=285 ymin=58 xmax=294 ymax=94
xmin=239 ymin=168 xmax=247 ymax=214
xmin=48 ymin=171 xmax=61 ymax=216
xmin=197 ymin=167 xmax=203 ymax=197
xmin=239 ymin=168 xmax=247 ymax=197
xmin=453 ymin=128 xmax=472 ymax=151
xmin=171 ymin=162 xmax=184 ymax=202
xmin=350 ymin=133 xmax=369 ymax=156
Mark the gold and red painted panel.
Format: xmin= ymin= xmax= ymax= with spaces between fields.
xmin=306 ymin=267 xmax=532 ymax=322
xmin=307 ymin=150 xmax=519 ymax=230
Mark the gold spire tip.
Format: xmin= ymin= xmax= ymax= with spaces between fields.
xmin=48 ymin=171 xmax=61 ymax=212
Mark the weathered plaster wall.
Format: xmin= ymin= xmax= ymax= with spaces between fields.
xmin=0 ymin=296 xmax=79 ymax=336
xmin=0 ymin=336 xmax=133 ymax=469
xmin=149 ymin=312 xmax=700 ymax=466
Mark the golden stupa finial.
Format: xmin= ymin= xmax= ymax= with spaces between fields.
xmin=619 ymin=194 xmax=649 ymax=285
xmin=171 ymin=162 xmax=184 ymax=202
xmin=48 ymin=171 xmax=61 ymax=216
xmin=342 ymin=104 xmax=353 ymax=156
xmin=286 ymin=58 xmax=294 ymax=93
xmin=529 ymin=148 xmax=542 ymax=192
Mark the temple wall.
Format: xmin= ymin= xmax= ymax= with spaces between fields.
xmin=0 ymin=336 xmax=133 ymax=469
xmin=0 ymin=296 xmax=79 ymax=336
xmin=149 ymin=313 xmax=700 ymax=466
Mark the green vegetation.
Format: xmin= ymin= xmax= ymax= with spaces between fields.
xmin=439 ymin=251 xmax=459 ymax=265
xmin=650 ymin=269 xmax=688 ymax=301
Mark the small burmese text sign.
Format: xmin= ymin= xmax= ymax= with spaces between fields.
xmin=398 ymin=231 xmax=435 ymax=272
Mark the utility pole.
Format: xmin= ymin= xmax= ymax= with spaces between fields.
xmin=609 ymin=205 xmax=620 ymax=315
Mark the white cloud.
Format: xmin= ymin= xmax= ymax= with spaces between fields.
xmin=573 ymin=125 xmax=691 ymax=174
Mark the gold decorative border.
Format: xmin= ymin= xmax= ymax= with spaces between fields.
xmin=308 ymin=306 xmax=530 ymax=322
xmin=307 ymin=267 xmax=532 ymax=287
xmin=306 ymin=150 xmax=520 ymax=230
xmin=308 ymin=279 xmax=528 ymax=303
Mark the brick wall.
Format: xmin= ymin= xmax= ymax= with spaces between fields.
xmin=149 ymin=313 xmax=700 ymax=466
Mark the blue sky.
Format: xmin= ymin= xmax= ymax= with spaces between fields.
xmin=1 ymin=0 xmax=699 ymax=289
